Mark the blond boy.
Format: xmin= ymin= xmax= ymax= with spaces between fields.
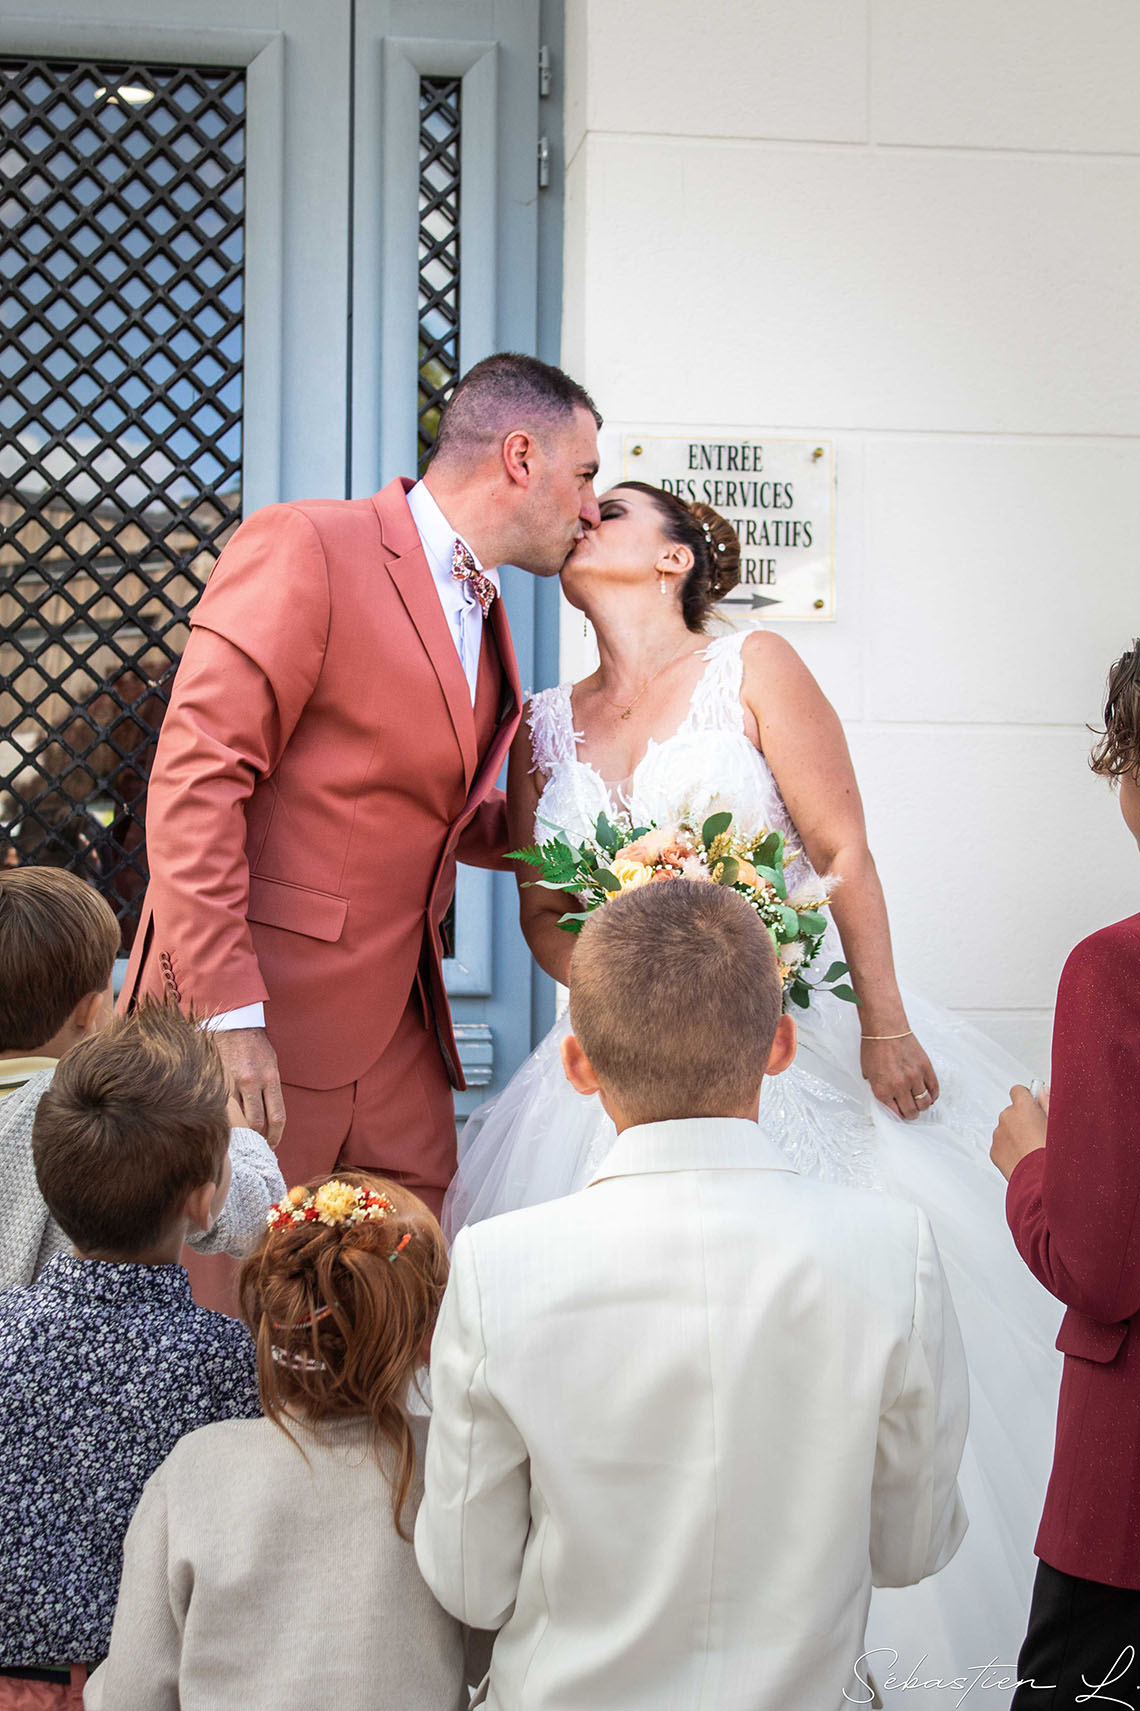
xmin=0 ymin=868 xmax=283 ymax=1287
xmin=417 ymin=881 xmax=969 ymax=1711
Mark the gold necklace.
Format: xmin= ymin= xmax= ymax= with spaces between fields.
xmin=601 ymin=639 xmax=697 ymax=720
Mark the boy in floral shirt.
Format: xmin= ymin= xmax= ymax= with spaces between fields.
xmin=0 ymin=1007 xmax=261 ymax=1703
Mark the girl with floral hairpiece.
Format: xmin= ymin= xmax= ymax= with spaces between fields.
xmin=87 ymin=1173 xmax=470 ymax=1711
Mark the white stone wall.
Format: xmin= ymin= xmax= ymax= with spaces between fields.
xmin=559 ymin=0 xmax=1140 ymax=1069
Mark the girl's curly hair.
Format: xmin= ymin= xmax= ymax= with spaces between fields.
xmin=1090 ymin=643 xmax=1140 ymax=783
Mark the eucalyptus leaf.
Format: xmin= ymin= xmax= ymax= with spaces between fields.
xmin=821 ymin=961 xmax=849 ymax=984
xmin=594 ymin=812 xmax=619 ymax=856
xmin=789 ymin=980 xmax=811 ymax=1010
xmin=702 ymin=810 xmax=733 ymax=845
xmin=829 ymin=984 xmax=859 ymax=1004
xmin=797 ymin=910 xmax=828 ymax=938
xmin=595 ymin=869 xmax=622 ymax=894
xmin=754 ymin=831 xmax=783 ymax=867
xmin=779 ymin=905 xmax=800 ymax=939
xmin=715 ymin=855 xmax=740 ymax=887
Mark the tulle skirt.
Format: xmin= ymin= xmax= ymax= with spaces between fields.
xmin=444 ymin=987 xmax=1063 ymax=1707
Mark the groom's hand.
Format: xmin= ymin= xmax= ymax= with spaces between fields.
xmin=214 ymin=1027 xmax=286 ymax=1148
xmin=990 ymin=1084 xmax=1047 ymax=1181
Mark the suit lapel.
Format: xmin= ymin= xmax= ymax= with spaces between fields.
xmin=464 ymin=593 xmax=522 ymax=808
xmin=488 ymin=589 xmax=522 ymax=726
xmin=374 ymin=482 xmax=478 ymax=790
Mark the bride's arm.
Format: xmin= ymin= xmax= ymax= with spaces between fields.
xmin=507 ymin=713 xmax=577 ymax=987
xmin=741 ymin=633 xmax=940 ymax=1122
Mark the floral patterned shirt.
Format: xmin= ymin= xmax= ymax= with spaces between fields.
xmin=0 ymin=1253 xmax=260 ymax=1667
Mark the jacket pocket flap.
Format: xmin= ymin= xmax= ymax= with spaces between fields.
xmin=247 ymin=876 xmax=348 ymax=943
xmin=1056 ymin=1308 xmax=1128 ymax=1364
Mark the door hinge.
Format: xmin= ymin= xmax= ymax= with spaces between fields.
xmin=537 ymin=135 xmax=550 ymax=189
xmin=538 ymin=44 xmax=552 ymax=97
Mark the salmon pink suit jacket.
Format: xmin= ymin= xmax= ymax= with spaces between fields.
xmin=121 ymin=477 xmax=522 ymax=1095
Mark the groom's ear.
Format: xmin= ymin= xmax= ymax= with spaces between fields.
xmin=561 ymin=1031 xmax=602 ymax=1097
xmin=502 ymin=429 xmax=536 ymax=488
xmin=764 ymin=1014 xmax=797 ymax=1079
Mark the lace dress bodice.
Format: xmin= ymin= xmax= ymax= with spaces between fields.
xmin=527 ymin=632 xmax=813 ymax=885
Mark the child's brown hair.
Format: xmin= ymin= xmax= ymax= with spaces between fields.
xmin=238 ymin=1172 xmax=448 ymax=1536
xmin=1090 ymin=642 xmax=1140 ymax=783
xmin=0 ymin=866 xmax=120 ymax=1051
xmin=33 ymin=1003 xmax=229 ymax=1255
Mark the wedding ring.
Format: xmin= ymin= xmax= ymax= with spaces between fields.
xmin=914 ymin=1090 xmax=932 ymax=1103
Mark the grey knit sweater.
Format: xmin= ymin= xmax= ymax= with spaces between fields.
xmin=0 ymin=1067 xmax=285 ymax=1289
xmin=86 ymin=1413 xmax=468 ymax=1711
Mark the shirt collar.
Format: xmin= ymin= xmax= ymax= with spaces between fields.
xmin=38 ymin=1251 xmax=196 ymax=1309
xmin=586 ymin=1116 xmax=799 ymax=1188
xmin=406 ymin=478 xmax=501 ymax=595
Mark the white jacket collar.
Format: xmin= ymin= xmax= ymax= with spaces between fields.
xmin=586 ymin=1116 xmax=799 ymax=1187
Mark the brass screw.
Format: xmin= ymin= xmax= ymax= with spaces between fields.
xmin=813 ymin=598 xmax=825 ymax=610
xmin=630 ymin=444 xmax=643 ymax=456
xmin=812 ymin=447 xmax=824 ymax=461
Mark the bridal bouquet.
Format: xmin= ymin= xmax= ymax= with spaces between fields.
xmin=510 ymin=810 xmax=857 ymax=1011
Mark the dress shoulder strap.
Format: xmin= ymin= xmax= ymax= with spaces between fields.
xmin=526 ymin=682 xmax=580 ymax=775
xmin=682 ymin=630 xmax=748 ymax=734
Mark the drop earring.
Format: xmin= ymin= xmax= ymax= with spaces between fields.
xmin=583 ymin=613 xmax=589 ymax=638
xmin=659 ymin=575 xmax=668 ymax=596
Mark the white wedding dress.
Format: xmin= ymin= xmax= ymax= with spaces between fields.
xmin=445 ymin=631 xmax=1062 ymax=1704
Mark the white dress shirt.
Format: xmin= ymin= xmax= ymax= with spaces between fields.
xmin=210 ymin=480 xmax=497 ymax=1035
xmin=406 ymin=478 xmax=500 ymax=705
xmin=416 ymin=1116 xmax=969 ymax=1711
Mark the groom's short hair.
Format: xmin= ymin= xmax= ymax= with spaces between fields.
xmin=569 ymin=881 xmax=783 ymax=1121
xmin=429 ymin=353 xmax=601 ymax=466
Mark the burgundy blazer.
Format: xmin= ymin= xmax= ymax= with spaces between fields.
xmin=121 ymin=477 xmax=522 ymax=1091
xmin=1006 ymin=911 xmax=1140 ymax=1588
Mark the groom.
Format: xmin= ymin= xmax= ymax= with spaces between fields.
xmin=416 ymin=880 xmax=969 ymax=1711
xmin=123 ymin=353 xmax=601 ymax=1225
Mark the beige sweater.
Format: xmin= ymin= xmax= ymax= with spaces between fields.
xmin=85 ymin=1414 xmax=467 ymax=1711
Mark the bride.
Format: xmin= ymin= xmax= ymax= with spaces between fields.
xmin=446 ymin=480 xmax=1062 ymax=1699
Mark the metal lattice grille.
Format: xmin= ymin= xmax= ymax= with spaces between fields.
xmin=0 ymin=56 xmax=244 ymax=942
xmin=417 ymin=77 xmax=460 ymax=474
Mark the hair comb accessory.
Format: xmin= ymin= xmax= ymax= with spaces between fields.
xmin=270 ymin=1345 xmax=327 ymax=1373
xmin=267 ymin=1180 xmax=396 ymax=1232
xmin=388 ymin=1232 xmax=413 ymax=1263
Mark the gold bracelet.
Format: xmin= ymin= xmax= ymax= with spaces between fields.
xmin=860 ymin=1030 xmax=914 ymax=1041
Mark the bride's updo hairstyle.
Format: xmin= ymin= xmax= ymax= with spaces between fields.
xmin=615 ymin=481 xmax=741 ymax=632
xmin=239 ymin=1170 xmax=448 ymax=1536
xmin=1090 ymin=641 xmax=1140 ymax=782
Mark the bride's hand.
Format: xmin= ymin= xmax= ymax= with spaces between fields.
xmin=860 ymin=1034 xmax=940 ymax=1121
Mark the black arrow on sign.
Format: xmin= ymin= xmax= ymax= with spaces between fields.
xmin=720 ymin=593 xmax=782 ymax=611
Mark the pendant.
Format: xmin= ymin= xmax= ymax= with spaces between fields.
xmin=620 ymin=709 xmax=631 ymax=719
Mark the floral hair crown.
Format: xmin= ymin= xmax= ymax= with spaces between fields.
xmin=267 ymin=1179 xmax=396 ymax=1233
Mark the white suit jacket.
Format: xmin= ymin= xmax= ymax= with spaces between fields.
xmin=416 ymin=1117 xmax=969 ymax=1711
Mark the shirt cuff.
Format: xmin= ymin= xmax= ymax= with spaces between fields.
xmin=204 ymin=1003 xmax=267 ymax=1032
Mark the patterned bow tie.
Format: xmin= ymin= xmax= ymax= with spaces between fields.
xmin=451 ymin=538 xmax=497 ymax=619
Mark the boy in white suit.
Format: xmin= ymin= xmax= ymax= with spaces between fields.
xmin=416 ymin=881 xmax=968 ymax=1711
